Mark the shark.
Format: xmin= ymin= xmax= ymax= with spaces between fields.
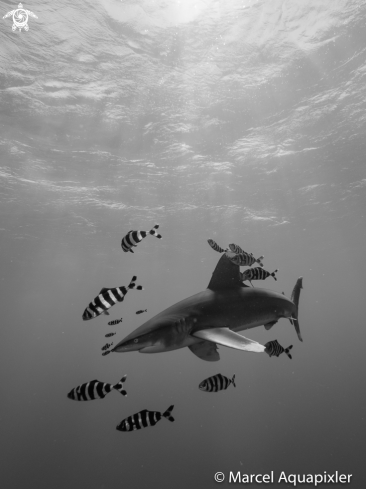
xmin=113 ymin=254 xmax=303 ymax=361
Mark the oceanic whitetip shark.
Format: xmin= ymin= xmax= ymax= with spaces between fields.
xmin=113 ymin=254 xmax=303 ymax=361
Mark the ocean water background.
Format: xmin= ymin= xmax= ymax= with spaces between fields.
xmin=1 ymin=0 xmax=366 ymax=487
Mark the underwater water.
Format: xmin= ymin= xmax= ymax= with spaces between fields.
xmin=1 ymin=0 xmax=366 ymax=487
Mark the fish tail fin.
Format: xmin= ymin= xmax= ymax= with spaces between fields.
xmin=128 ymin=276 xmax=144 ymax=291
xmin=285 ymin=345 xmax=293 ymax=360
xmin=257 ymin=256 xmax=264 ymax=267
xmin=163 ymin=405 xmax=175 ymax=422
xmin=114 ymin=375 xmax=127 ymax=396
xmin=290 ymin=277 xmax=303 ymax=342
xmin=149 ymin=224 xmax=162 ymax=239
xmin=232 ymin=374 xmax=236 ymax=388
xmin=271 ymin=269 xmax=278 ymax=281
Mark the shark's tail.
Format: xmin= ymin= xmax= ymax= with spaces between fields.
xmin=163 ymin=405 xmax=175 ymax=422
xmin=284 ymin=345 xmax=293 ymax=360
xmin=149 ymin=224 xmax=162 ymax=239
xmin=231 ymin=374 xmax=236 ymax=388
xmin=113 ymin=375 xmax=127 ymax=396
xmin=271 ymin=269 xmax=278 ymax=281
xmin=290 ymin=277 xmax=303 ymax=342
xmin=256 ymin=255 xmax=264 ymax=267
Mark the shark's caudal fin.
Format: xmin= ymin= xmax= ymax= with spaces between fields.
xmin=163 ymin=405 xmax=175 ymax=422
xmin=231 ymin=374 xmax=236 ymax=388
xmin=290 ymin=277 xmax=303 ymax=342
xmin=192 ymin=327 xmax=266 ymax=353
xmin=189 ymin=341 xmax=220 ymax=361
xmin=207 ymin=254 xmax=249 ymax=290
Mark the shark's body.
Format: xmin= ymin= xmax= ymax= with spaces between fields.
xmin=113 ymin=254 xmax=303 ymax=361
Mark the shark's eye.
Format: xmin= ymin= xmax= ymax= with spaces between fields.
xmin=134 ymin=339 xmax=138 ymax=343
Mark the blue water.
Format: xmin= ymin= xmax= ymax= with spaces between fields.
xmin=1 ymin=1 xmax=366 ymax=488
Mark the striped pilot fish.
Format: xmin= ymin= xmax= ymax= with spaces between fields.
xmin=102 ymin=350 xmax=111 ymax=356
xmin=108 ymin=318 xmax=122 ymax=326
xmin=199 ymin=373 xmax=236 ymax=392
xmin=102 ymin=342 xmax=113 ymax=351
xmin=225 ymin=251 xmax=264 ymax=267
xmin=265 ymin=340 xmax=293 ymax=359
xmin=67 ymin=375 xmax=127 ymax=401
xmin=228 ymin=243 xmax=245 ymax=254
xmin=240 ymin=267 xmax=278 ymax=284
xmin=207 ymin=239 xmax=227 ymax=253
xmin=82 ymin=276 xmax=143 ymax=321
xmin=121 ymin=224 xmax=162 ymax=253
xmin=136 ymin=309 xmax=147 ymax=314
xmin=116 ymin=405 xmax=175 ymax=432
xmin=105 ymin=332 xmax=116 ymax=338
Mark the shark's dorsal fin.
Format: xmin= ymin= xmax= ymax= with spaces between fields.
xmin=207 ymin=254 xmax=249 ymax=290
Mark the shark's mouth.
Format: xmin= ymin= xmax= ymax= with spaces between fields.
xmin=139 ymin=346 xmax=164 ymax=353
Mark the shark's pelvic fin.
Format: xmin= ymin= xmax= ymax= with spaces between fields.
xmin=207 ymin=254 xmax=249 ymax=290
xmin=192 ymin=328 xmax=266 ymax=353
xmin=290 ymin=277 xmax=303 ymax=342
xmin=264 ymin=321 xmax=277 ymax=331
xmin=188 ymin=341 xmax=220 ymax=362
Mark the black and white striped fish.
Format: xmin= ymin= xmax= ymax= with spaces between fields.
xmin=67 ymin=375 xmax=127 ymax=401
xmin=136 ymin=309 xmax=147 ymax=315
xmin=207 ymin=239 xmax=227 ymax=253
xmin=226 ymin=251 xmax=264 ymax=267
xmin=241 ymin=267 xmax=278 ymax=284
xmin=82 ymin=276 xmax=143 ymax=321
xmin=199 ymin=373 xmax=236 ymax=392
xmin=228 ymin=243 xmax=245 ymax=254
xmin=121 ymin=225 xmax=162 ymax=253
xmin=116 ymin=405 xmax=175 ymax=432
xmin=105 ymin=332 xmax=116 ymax=338
xmin=265 ymin=340 xmax=293 ymax=359
xmin=108 ymin=318 xmax=123 ymax=326
xmin=102 ymin=342 xmax=113 ymax=351
xmin=102 ymin=350 xmax=111 ymax=356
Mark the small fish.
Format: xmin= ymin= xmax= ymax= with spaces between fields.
xmin=207 ymin=239 xmax=227 ymax=253
xmin=136 ymin=309 xmax=147 ymax=315
xmin=228 ymin=243 xmax=245 ymax=254
xmin=108 ymin=318 xmax=123 ymax=326
xmin=199 ymin=373 xmax=236 ymax=392
xmin=121 ymin=225 xmax=162 ymax=253
xmin=102 ymin=342 xmax=113 ymax=351
xmin=67 ymin=375 xmax=127 ymax=401
xmin=102 ymin=350 xmax=111 ymax=356
xmin=116 ymin=405 xmax=175 ymax=432
xmin=265 ymin=340 xmax=293 ymax=359
xmin=241 ymin=267 xmax=278 ymax=284
xmin=105 ymin=332 xmax=116 ymax=338
xmin=225 ymin=251 xmax=264 ymax=267
xmin=82 ymin=276 xmax=143 ymax=321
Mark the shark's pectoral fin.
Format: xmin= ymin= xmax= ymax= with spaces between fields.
xmin=188 ymin=341 xmax=220 ymax=362
xmin=192 ymin=328 xmax=266 ymax=353
xmin=264 ymin=321 xmax=277 ymax=331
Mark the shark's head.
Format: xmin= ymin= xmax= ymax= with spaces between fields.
xmin=113 ymin=313 xmax=195 ymax=353
xmin=112 ymin=330 xmax=154 ymax=352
